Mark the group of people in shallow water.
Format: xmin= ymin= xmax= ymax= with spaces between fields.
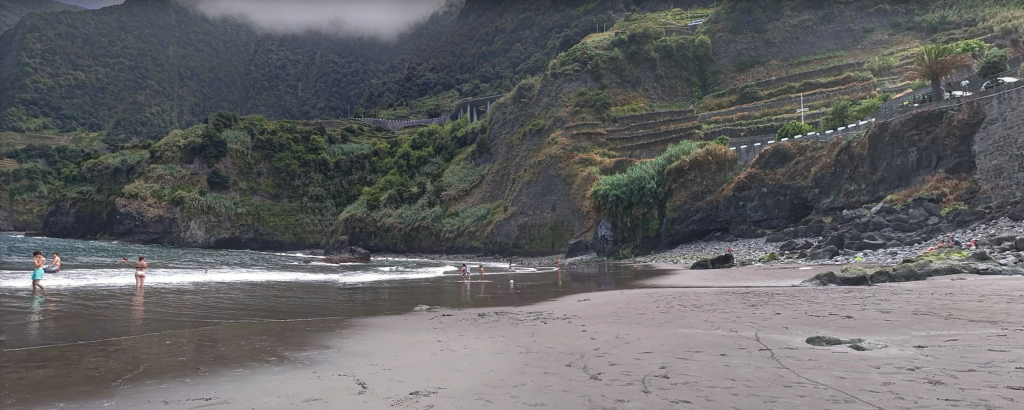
xmin=459 ymin=263 xmax=485 ymax=281
xmin=29 ymin=252 xmax=147 ymax=291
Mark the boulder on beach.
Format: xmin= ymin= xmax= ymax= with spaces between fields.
xmin=324 ymin=236 xmax=351 ymax=255
xmin=323 ymin=246 xmax=371 ymax=264
xmin=802 ymin=249 xmax=1024 ymax=286
xmin=691 ymin=254 xmax=735 ymax=270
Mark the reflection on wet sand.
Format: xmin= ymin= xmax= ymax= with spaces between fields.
xmin=131 ymin=289 xmax=145 ymax=331
xmin=27 ymin=293 xmax=44 ymax=345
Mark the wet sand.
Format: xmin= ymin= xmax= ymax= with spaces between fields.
xmin=18 ymin=265 xmax=1024 ymax=409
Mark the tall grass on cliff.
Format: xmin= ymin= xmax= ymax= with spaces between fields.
xmin=591 ymin=141 xmax=699 ymax=232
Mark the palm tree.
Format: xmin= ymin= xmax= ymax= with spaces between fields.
xmin=904 ymin=44 xmax=974 ymax=99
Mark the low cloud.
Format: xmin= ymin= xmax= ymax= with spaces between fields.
xmin=59 ymin=0 xmax=125 ymax=8
xmin=176 ymin=0 xmax=454 ymax=40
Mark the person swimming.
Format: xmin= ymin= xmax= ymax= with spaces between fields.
xmin=135 ymin=256 xmax=148 ymax=289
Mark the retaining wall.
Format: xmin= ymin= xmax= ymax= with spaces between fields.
xmin=972 ymin=83 xmax=1024 ymax=204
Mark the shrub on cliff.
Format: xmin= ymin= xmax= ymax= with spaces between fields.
xmin=976 ymin=47 xmax=1009 ymax=80
xmin=592 ymin=141 xmax=698 ymax=231
xmin=776 ymin=121 xmax=814 ymax=141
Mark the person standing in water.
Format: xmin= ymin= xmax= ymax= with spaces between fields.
xmin=460 ymin=264 xmax=469 ymax=281
xmin=479 ymin=264 xmax=485 ymax=280
xmin=31 ymin=251 xmax=46 ymax=292
xmin=135 ymin=256 xmax=148 ymax=289
xmin=48 ymin=252 xmax=62 ymax=273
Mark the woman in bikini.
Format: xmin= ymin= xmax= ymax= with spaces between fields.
xmin=135 ymin=255 xmax=148 ymax=289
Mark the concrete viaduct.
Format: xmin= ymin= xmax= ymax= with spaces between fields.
xmin=356 ymin=94 xmax=506 ymax=130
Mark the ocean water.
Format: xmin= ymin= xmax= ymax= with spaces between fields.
xmin=0 ymin=234 xmax=662 ymax=408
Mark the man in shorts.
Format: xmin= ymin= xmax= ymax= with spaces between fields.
xmin=32 ymin=251 xmax=45 ymax=291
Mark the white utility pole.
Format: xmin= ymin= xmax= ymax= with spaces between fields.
xmin=796 ymin=93 xmax=809 ymax=123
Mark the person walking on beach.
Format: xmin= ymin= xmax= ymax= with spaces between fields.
xmin=48 ymin=252 xmax=62 ymax=273
xmin=31 ymin=251 xmax=46 ymax=291
xmin=460 ymin=264 xmax=469 ymax=281
xmin=479 ymin=264 xmax=485 ymax=280
xmin=135 ymin=256 xmax=148 ymax=289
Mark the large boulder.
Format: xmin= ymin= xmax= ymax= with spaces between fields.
xmin=851 ymin=239 xmax=887 ymax=251
xmin=908 ymin=207 xmax=929 ymax=225
xmin=803 ymin=259 xmax=1024 ymax=286
xmin=592 ymin=219 xmax=615 ymax=255
xmin=691 ymin=254 xmax=735 ymax=270
xmin=565 ymin=238 xmax=591 ymax=258
xmin=323 ymin=246 xmax=371 ymax=264
xmin=324 ymin=236 xmax=351 ymax=255
xmin=807 ymin=245 xmax=840 ymax=260
xmin=1015 ymin=237 xmax=1024 ymax=252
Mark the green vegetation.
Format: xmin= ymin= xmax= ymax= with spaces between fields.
xmin=977 ymin=47 xmax=1010 ymax=79
xmin=0 ymin=0 xmax=80 ymax=32
xmin=941 ymin=203 xmax=969 ymax=217
xmin=903 ymin=44 xmax=975 ymax=99
xmin=547 ymin=20 xmax=716 ymax=97
xmin=591 ymin=141 xmax=699 ymax=232
xmin=1 ymin=112 xmax=492 ymax=245
xmin=822 ymin=95 xmax=887 ymax=130
xmin=776 ymin=121 xmax=814 ymax=141
xmin=0 ymin=0 xmax=624 ymax=143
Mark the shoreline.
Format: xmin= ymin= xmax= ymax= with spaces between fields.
xmin=20 ymin=264 xmax=1024 ymax=409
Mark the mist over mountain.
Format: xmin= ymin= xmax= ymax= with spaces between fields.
xmin=0 ymin=0 xmax=642 ymax=144
xmin=178 ymin=0 xmax=457 ymax=40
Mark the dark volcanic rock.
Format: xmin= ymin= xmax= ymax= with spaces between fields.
xmin=806 ymin=336 xmax=849 ymax=346
xmin=660 ymin=105 xmax=984 ymax=252
xmin=565 ymin=238 xmax=591 ymax=258
xmin=690 ymin=254 xmax=735 ymax=270
xmin=890 ymin=222 xmax=914 ymax=233
xmin=922 ymin=202 xmax=943 ymax=217
xmin=823 ymin=234 xmax=844 ymax=250
xmin=807 ymin=245 xmax=840 ymax=260
xmin=779 ymin=240 xmax=801 ymax=252
xmin=323 ymin=246 xmax=371 ymax=264
xmin=954 ymin=210 xmax=987 ymax=227
xmin=324 ymin=236 xmax=351 ymax=255
xmin=871 ymin=203 xmax=896 ymax=215
xmin=592 ymin=219 xmax=615 ymax=255
xmin=1016 ymin=237 xmax=1024 ymax=251
xmin=908 ymin=207 xmax=929 ymax=225
xmin=967 ymin=251 xmax=995 ymax=262
xmin=803 ymin=260 xmax=1024 ymax=286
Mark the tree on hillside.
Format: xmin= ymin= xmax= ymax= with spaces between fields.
xmin=976 ymin=47 xmax=1009 ymax=80
xmin=904 ymin=44 xmax=974 ymax=100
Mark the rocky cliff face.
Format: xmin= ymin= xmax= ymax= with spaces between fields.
xmin=43 ymin=198 xmax=321 ymax=251
xmin=655 ymin=102 xmax=983 ymax=249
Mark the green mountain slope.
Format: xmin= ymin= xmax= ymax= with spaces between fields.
xmin=0 ymin=0 xmax=81 ymax=33
xmin=0 ymin=0 xmax=678 ymax=145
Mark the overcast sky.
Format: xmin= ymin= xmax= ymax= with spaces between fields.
xmin=58 ymin=0 xmax=453 ymax=39
xmin=60 ymin=0 xmax=123 ymax=8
